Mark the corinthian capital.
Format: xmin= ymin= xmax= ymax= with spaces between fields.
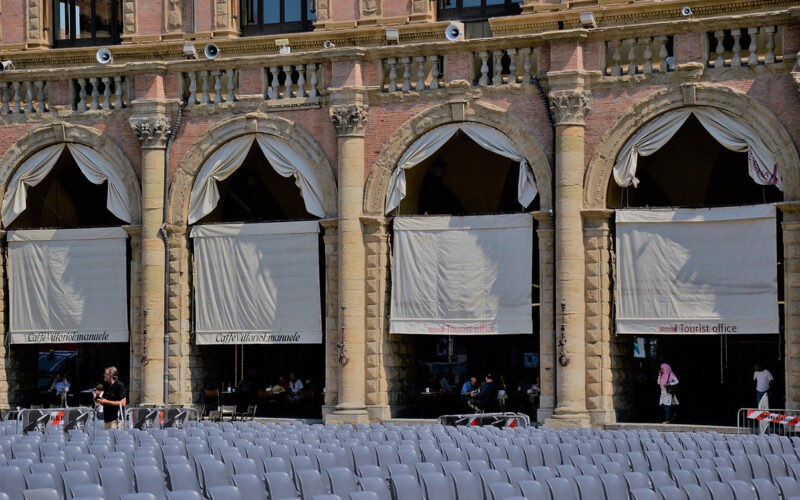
xmin=549 ymin=91 xmax=591 ymax=127
xmin=130 ymin=116 xmax=172 ymax=149
xmin=330 ymin=104 xmax=369 ymax=137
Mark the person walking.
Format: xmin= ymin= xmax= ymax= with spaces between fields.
xmin=753 ymin=363 xmax=773 ymax=407
xmin=658 ymin=363 xmax=679 ymax=424
xmin=95 ymin=366 xmax=127 ymax=430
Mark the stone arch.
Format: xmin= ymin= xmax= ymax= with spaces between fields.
xmin=168 ymin=112 xmax=337 ymax=226
xmin=364 ymin=101 xmax=553 ymax=215
xmin=0 ymin=122 xmax=142 ymax=226
xmin=584 ymin=83 xmax=800 ymax=208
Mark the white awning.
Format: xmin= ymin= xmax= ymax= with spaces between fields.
xmin=188 ymin=135 xmax=327 ymax=224
xmin=8 ymin=227 xmax=129 ymax=344
xmin=190 ymin=221 xmax=323 ymax=344
xmin=613 ymin=108 xmax=782 ymax=190
xmin=384 ymin=123 xmax=538 ymax=214
xmin=615 ymin=204 xmax=779 ymax=335
xmin=2 ymin=144 xmax=138 ymax=226
xmin=390 ymin=213 xmax=533 ymax=335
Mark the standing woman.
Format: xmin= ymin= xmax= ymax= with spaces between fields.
xmin=658 ymin=363 xmax=679 ymax=424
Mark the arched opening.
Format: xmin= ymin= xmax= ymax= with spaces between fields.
xmin=190 ymin=140 xmax=325 ymax=419
xmin=607 ymin=114 xmax=784 ymax=425
xmin=6 ymin=146 xmax=131 ymax=410
xmin=389 ymin=128 xmax=541 ymax=419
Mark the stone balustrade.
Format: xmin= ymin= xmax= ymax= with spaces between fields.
xmin=183 ymin=69 xmax=238 ymax=106
xmin=74 ymin=76 xmax=127 ymax=112
xmin=381 ymin=55 xmax=444 ymax=92
xmin=0 ymin=80 xmax=48 ymax=114
xmin=474 ymin=46 xmax=542 ymax=86
xmin=605 ymin=36 xmax=673 ymax=77
xmin=265 ymin=63 xmax=322 ymax=101
xmin=707 ymin=26 xmax=783 ymax=68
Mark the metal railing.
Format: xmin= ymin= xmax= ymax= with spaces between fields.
xmin=737 ymin=407 xmax=800 ymax=435
xmin=125 ymin=406 xmax=200 ymax=429
xmin=16 ymin=407 xmax=96 ymax=434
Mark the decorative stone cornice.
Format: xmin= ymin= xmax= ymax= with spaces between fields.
xmin=130 ymin=116 xmax=172 ymax=149
xmin=330 ymin=104 xmax=369 ymax=137
xmin=549 ymin=90 xmax=591 ymax=127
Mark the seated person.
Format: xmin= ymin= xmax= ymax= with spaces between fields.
xmin=461 ymin=376 xmax=478 ymax=401
xmin=468 ymin=373 xmax=499 ymax=413
xmin=288 ymin=373 xmax=304 ymax=401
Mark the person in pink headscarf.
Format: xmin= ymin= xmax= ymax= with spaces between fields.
xmin=658 ymin=363 xmax=679 ymax=424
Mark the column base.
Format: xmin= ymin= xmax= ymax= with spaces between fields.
xmin=367 ymin=405 xmax=392 ymax=422
xmin=537 ymin=407 xmax=554 ymax=424
xmin=589 ymin=409 xmax=617 ymax=426
xmin=545 ymin=410 xmax=591 ymax=429
xmin=325 ymin=411 xmax=371 ymax=425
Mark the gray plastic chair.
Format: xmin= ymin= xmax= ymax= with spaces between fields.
xmin=208 ymin=485 xmax=243 ymax=500
xmin=630 ymin=489 xmax=659 ymax=500
xmin=312 ymin=496 xmax=342 ymax=500
xmin=572 ymin=474 xmax=604 ymax=500
xmin=727 ymin=479 xmax=757 ymax=500
xmin=681 ymin=484 xmax=711 ymax=500
xmin=61 ymin=470 xmax=93 ymax=499
xmin=262 ymin=456 xmax=290 ymax=474
xmin=22 ymin=489 xmax=60 ymax=500
xmin=518 ymin=480 xmax=549 ymax=500
xmin=2 ymin=465 xmax=30 ymax=499
xmin=530 ymin=466 xmax=556 ymax=483
xmin=746 ymin=456 xmax=770 ymax=480
xmin=99 ymin=466 xmax=135 ymax=500
xmin=390 ymin=474 xmax=422 ymax=500
xmin=24 ymin=472 xmax=60 ymax=493
xmin=546 ymin=477 xmax=578 ymax=500
xmin=624 ymin=471 xmax=652 ymax=491
xmin=231 ymin=473 xmax=267 ymax=500
xmin=349 ymin=492 xmax=379 ymax=500
xmin=599 ymin=473 xmax=629 ymax=500
xmin=200 ymin=459 xmax=232 ymax=492
xmin=165 ymin=492 xmax=203 ymax=500
xmin=327 ymin=467 xmax=359 ymax=497
xmin=358 ymin=476 xmax=392 ymax=500
xmin=777 ymin=476 xmax=800 ymax=498
xmin=133 ymin=465 xmax=167 ymax=496
xmin=658 ymin=485 xmax=689 ymax=500
xmin=648 ymin=470 xmax=675 ymax=488
xmin=356 ymin=464 xmax=382 ymax=479
xmin=297 ymin=469 xmax=328 ymax=499
xmin=488 ymin=481 xmax=518 ymax=500
xmin=421 ymin=472 xmax=453 ymax=500
xmin=451 ymin=470 xmax=482 ymax=500
xmin=750 ymin=478 xmax=779 ymax=500
xmin=705 ymin=481 xmax=735 ymax=500
xmin=69 ymin=484 xmax=104 ymax=499
xmin=122 ymin=494 xmax=158 ymax=500
xmin=264 ymin=471 xmax=298 ymax=500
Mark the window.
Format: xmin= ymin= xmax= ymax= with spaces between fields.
xmin=437 ymin=0 xmax=521 ymax=23
xmin=53 ymin=0 xmax=122 ymax=48
xmin=240 ymin=0 xmax=316 ymax=35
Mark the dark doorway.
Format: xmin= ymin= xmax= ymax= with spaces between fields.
xmin=393 ymin=131 xmax=540 ymax=418
xmin=193 ymin=143 xmax=324 ymax=418
xmin=608 ymin=114 xmax=784 ymax=426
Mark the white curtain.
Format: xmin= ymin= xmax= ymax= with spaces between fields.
xmin=384 ymin=123 xmax=538 ymax=214
xmin=1 ymin=144 xmax=138 ymax=227
xmin=615 ymin=205 xmax=778 ymax=335
xmin=191 ymin=221 xmax=323 ymax=344
xmin=188 ymin=135 xmax=327 ymax=224
xmin=390 ymin=214 xmax=533 ymax=335
xmin=8 ymin=227 xmax=129 ymax=344
xmin=613 ymin=108 xmax=782 ymax=190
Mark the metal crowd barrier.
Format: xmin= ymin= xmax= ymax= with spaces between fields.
xmin=125 ymin=406 xmax=200 ymax=430
xmin=737 ymin=407 xmax=800 ymax=435
xmin=438 ymin=412 xmax=531 ymax=428
xmin=16 ymin=407 xmax=95 ymax=434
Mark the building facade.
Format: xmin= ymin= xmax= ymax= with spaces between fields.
xmin=0 ymin=0 xmax=798 ymax=427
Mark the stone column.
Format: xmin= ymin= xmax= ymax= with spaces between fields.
xmin=582 ymin=209 xmax=616 ymax=425
xmin=546 ymin=88 xmax=591 ymax=428
xmin=123 ymin=226 xmax=144 ymax=404
xmin=779 ymin=202 xmax=800 ymax=409
xmin=130 ymin=108 xmax=172 ymax=406
xmin=165 ymin=224 xmax=191 ymax=406
xmin=362 ymin=216 xmax=392 ymax=421
xmin=532 ymin=211 xmax=555 ymax=423
xmin=320 ymin=219 xmax=340 ymax=418
xmin=327 ymin=99 xmax=370 ymax=424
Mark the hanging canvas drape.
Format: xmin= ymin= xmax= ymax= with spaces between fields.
xmin=390 ymin=213 xmax=533 ymax=335
xmin=613 ymin=108 xmax=782 ymax=190
xmin=8 ymin=227 xmax=129 ymax=344
xmin=188 ymin=134 xmax=327 ymax=224
xmin=615 ymin=205 xmax=778 ymax=335
xmin=384 ymin=123 xmax=538 ymax=214
xmin=191 ymin=221 xmax=323 ymax=344
xmin=2 ymin=144 xmax=138 ymax=226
